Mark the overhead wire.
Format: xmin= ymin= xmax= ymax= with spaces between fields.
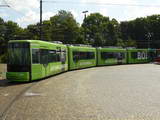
xmin=43 ymin=0 xmax=160 ymax=8
xmin=0 ymin=0 xmax=9 ymax=7
xmin=1 ymin=0 xmax=160 ymax=17
xmin=0 ymin=5 xmax=9 ymax=7
xmin=1 ymin=0 xmax=24 ymax=16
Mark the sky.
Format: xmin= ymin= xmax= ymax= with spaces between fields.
xmin=1 ymin=0 xmax=160 ymax=28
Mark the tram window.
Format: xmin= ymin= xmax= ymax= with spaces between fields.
xmin=32 ymin=49 xmax=40 ymax=64
xmin=56 ymin=47 xmax=61 ymax=62
xmin=117 ymin=53 xmax=125 ymax=59
xmin=56 ymin=52 xmax=61 ymax=61
xmin=82 ymin=52 xmax=94 ymax=60
xmin=48 ymin=50 xmax=57 ymax=62
xmin=110 ymin=53 xmax=116 ymax=58
xmin=73 ymin=51 xmax=79 ymax=61
xmin=38 ymin=49 xmax=62 ymax=64
xmin=8 ymin=42 xmax=30 ymax=66
xmin=73 ymin=51 xmax=95 ymax=61
xmin=101 ymin=52 xmax=107 ymax=59
xmin=61 ymin=50 xmax=66 ymax=63
xmin=101 ymin=52 xmax=116 ymax=59
xmin=40 ymin=49 xmax=49 ymax=64
xmin=131 ymin=52 xmax=137 ymax=59
xmin=87 ymin=52 xmax=95 ymax=59
xmin=47 ymin=50 xmax=62 ymax=63
xmin=156 ymin=51 xmax=160 ymax=57
xmin=80 ymin=52 xmax=86 ymax=59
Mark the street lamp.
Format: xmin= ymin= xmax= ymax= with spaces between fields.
xmin=82 ymin=10 xmax=88 ymax=17
xmin=82 ymin=10 xmax=88 ymax=42
xmin=40 ymin=0 xmax=43 ymax=40
xmin=145 ymin=32 xmax=153 ymax=49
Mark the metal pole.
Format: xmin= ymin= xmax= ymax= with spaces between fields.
xmin=147 ymin=32 xmax=152 ymax=49
xmin=82 ymin=11 xmax=88 ymax=42
xmin=84 ymin=13 xmax=87 ymax=42
xmin=148 ymin=37 xmax=150 ymax=49
xmin=40 ymin=0 xmax=42 ymax=40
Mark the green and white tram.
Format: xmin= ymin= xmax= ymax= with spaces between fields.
xmin=6 ymin=40 xmax=153 ymax=82
xmin=7 ymin=40 xmax=68 ymax=82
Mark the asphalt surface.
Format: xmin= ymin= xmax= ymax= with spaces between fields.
xmin=1 ymin=64 xmax=160 ymax=120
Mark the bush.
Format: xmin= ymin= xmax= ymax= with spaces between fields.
xmin=0 ymin=54 xmax=7 ymax=63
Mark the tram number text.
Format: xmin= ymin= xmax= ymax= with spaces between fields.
xmin=137 ymin=52 xmax=148 ymax=60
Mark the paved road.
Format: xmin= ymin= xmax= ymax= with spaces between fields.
xmin=1 ymin=64 xmax=160 ymax=120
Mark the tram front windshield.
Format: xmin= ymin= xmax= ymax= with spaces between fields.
xmin=7 ymin=42 xmax=30 ymax=72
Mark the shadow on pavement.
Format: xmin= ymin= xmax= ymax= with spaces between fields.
xmin=0 ymin=79 xmax=31 ymax=87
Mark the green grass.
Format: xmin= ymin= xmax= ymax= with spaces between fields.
xmin=0 ymin=72 xmax=2 ymax=77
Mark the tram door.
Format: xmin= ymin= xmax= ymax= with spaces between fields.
xmin=32 ymin=48 xmax=49 ymax=80
xmin=117 ymin=52 xmax=123 ymax=64
xmin=40 ymin=49 xmax=50 ymax=77
xmin=32 ymin=48 xmax=42 ymax=80
xmin=60 ymin=48 xmax=66 ymax=72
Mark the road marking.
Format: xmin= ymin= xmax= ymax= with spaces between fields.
xmin=4 ymin=94 xmax=9 ymax=97
xmin=24 ymin=92 xmax=42 ymax=97
xmin=0 ymin=93 xmax=9 ymax=97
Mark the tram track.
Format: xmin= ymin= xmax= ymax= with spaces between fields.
xmin=0 ymin=81 xmax=38 ymax=120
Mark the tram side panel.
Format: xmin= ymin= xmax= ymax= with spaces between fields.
xmin=31 ymin=41 xmax=68 ymax=81
xmin=97 ymin=48 xmax=127 ymax=66
xmin=127 ymin=49 xmax=150 ymax=64
xmin=148 ymin=49 xmax=156 ymax=62
xmin=68 ymin=46 xmax=97 ymax=70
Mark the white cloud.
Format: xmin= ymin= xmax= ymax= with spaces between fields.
xmin=119 ymin=0 xmax=160 ymax=21
xmin=6 ymin=0 xmax=39 ymax=11
xmin=4 ymin=0 xmax=56 ymax=27
xmin=70 ymin=10 xmax=78 ymax=18
xmin=80 ymin=0 xmax=138 ymax=20
xmin=80 ymin=0 xmax=160 ymax=22
xmin=81 ymin=0 xmax=136 ymax=4
xmin=16 ymin=11 xmax=55 ymax=27
xmin=122 ymin=6 xmax=160 ymax=21
xmin=16 ymin=11 xmax=39 ymax=25
xmin=3 ymin=0 xmax=160 ymax=27
xmin=2 ymin=0 xmax=40 ymax=25
xmin=100 ymin=8 xmax=108 ymax=16
xmin=43 ymin=12 xmax=55 ymax=20
xmin=1 ymin=13 xmax=9 ymax=17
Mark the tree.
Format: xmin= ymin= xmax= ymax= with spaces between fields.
xmin=120 ymin=15 xmax=160 ymax=48
xmin=4 ymin=21 xmax=24 ymax=40
xmin=1 ymin=20 xmax=24 ymax=53
xmin=82 ymin=13 xmax=120 ymax=47
xmin=0 ymin=19 xmax=24 ymax=63
xmin=50 ymin=10 xmax=80 ymax=44
xmin=120 ymin=19 xmax=146 ymax=48
xmin=0 ymin=18 xmax=6 ymax=55
xmin=116 ymin=38 xmax=137 ymax=48
xmin=146 ymin=15 xmax=160 ymax=48
xmin=104 ymin=18 xmax=120 ymax=46
xmin=24 ymin=24 xmax=40 ymax=40
xmin=42 ymin=20 xmax=52 ymax=41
